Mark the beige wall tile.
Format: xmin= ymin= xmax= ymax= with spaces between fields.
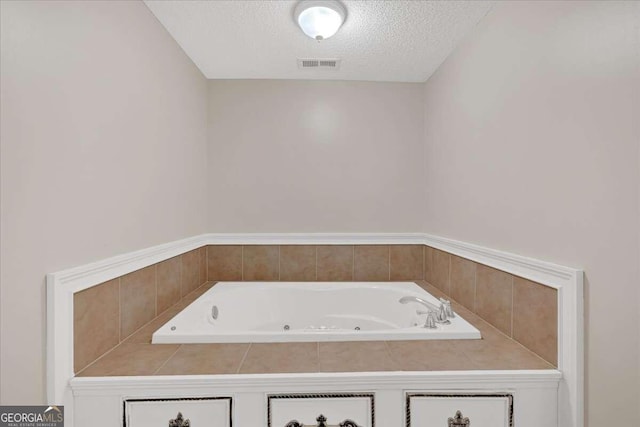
xmin=180 ymin=281 xmax=215 ymax=305
xmin=155 ymin=343 xmax=249 ymax=375
xmin=513 ymin=277 xmax=558 ymax=365
xmin=76 ymin=343 xmax=179 ymax=377
xmin=207 ymin=245 xmax=242 ymax=281
xmin=317 ymin=245 xmax=353 ymax=281
xmin=454 ymin=338 xmax=552 ymax=370
xmin=124 ymin=304 xmax=184 ymax=344
xmin=181 ymin=249 xmax=201 ymax=295
xmin=450 ymin=301 xmax=507 ymax=343
xmin=431 ymin=249 xmax=451 ymax=293
xmin=243 ymin=245 xmax=279 ymax=281
xmin=415 ymin=281 xmax=447 ymax=299
xmin=239 ymin=343 xmax=318 ymax=373
xmin=74 ymin=278 xmax=120 ymax=372
xmin=120 ymin=266 xmax=156 ymax=339
xmin=424 ymin=246 xmax=434 ymax=283
xmin=318 ymin=341 xmax=397 ymax=372
xmin=280 ymin=245 xmax=316 ymax=281
xmin=354 ymin=245 xmax=389 ymax=281
xmin=450 ymin=255 xmax=476 ymax=311
xmin=475 ymin=265 xmax=513 ymax=336
xmin=386 ymin=340 xmax=475 ymax=371
xmin=199 ymin=246 xmax=207 ymax=285
xmin=156 ymin=256 xmax=181 ymax=314
xmin=390 ymin=245 xmax=424 ymax=280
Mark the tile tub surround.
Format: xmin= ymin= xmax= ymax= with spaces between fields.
xmin=206 ymin=244 xmax=558 ymax=366
xmin=73 ymin=243 xmax=558 ymax=375
xmin=206 ymin=244 xmax=426 ymax=282
xmin=425 ymin=250 xmax=558 ymax=366
xmin=76 ymin=281 xmax=553 ymax=377
xmin=73 ymin=247 xmax=207 ymax=373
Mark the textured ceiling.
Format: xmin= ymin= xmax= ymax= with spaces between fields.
xmin=144 ymin=1 xmax=493 ymax=82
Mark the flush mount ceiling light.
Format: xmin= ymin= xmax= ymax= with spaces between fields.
xmin=294 ymin=0 xmax=346 ymax=41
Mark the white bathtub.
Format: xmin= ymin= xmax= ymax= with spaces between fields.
xmin=152 ymin=282 xmax=481 ymax=343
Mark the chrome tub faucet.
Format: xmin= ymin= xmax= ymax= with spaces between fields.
xmin=398 ymin=296 xmax=455 ymax=329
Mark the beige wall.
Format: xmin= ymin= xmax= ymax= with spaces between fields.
xmin=0 ymin=1 xmax=208 ymax=404
xmin=207 ymin=80 xmax=425 ymax=232
xmin=422 ymin=1 xmax=640 ymax=425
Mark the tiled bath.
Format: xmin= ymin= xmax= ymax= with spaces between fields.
xmin=73 ymin=244 xmax=558 ymax=375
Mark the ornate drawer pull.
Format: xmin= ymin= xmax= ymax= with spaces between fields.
xmin=448 ymin=410 xmax=470 ymax=427
xmin=169 ymin=412 xmax=190 ymax=427
xmin=285 ymin=414 xmax=361 ymax=427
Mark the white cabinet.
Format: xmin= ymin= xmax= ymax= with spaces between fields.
xmin=406 ymin=393 xmax=513 ymax=427
xmin=268 ymin=393 xmax=374 ymax=427
xmin=124 ymin=397 xmax=232 ymax=427
xmin=70 ymin=372 xmax=559 ymax=427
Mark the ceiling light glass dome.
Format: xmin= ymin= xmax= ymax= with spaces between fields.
xmin=294 ymin=0 xmax=346 ymax=41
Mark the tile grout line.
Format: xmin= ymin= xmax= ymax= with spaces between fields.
xmin=352 ymin=245 xmax=356 ymax=281
xmin=447 ymin=254 xmax=452 ymax=295
xmin=236 ymin=343 xmax=252 ymax=374
xmin=117 ymin=278 xmax=122 ymax=343
xmin=154 ymin=264 xmax=158 ymax=317
xmin=421 ymin=245 xmax=425 ymax=281
xmin=424 ymin=246 xmax=428 ymax=283
xmin=152 ymin=344 xmax=183 ymax=375
xmin=179 ymin=253 xmax=184 ymax=298
xmin=510 ymin=275 xmax=514 ymax=338
xmin=387 ymin=245 xmax=391 ymax=280
xmin=118 ymin=277 xmax=122 ymax=344
xmin=473 ymin=263 xmax=478 ymax=313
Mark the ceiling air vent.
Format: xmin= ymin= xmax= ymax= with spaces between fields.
xmin=297 ymin=58 xmax=341 ymax=70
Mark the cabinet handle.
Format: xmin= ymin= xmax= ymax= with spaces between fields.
xmin=284 ymin=414 xmax=361 ymax=427
xmin=169 ymin=412 xmax=190 ymax=427
xmin=448 ymin=410 xmax=470 ymax=427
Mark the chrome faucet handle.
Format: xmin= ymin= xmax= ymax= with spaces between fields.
xmin=437 ymin=304 xmax=451 ymax=324
xmin=418 ymin=307 xmax=450 ymax=324
xmin=439 ymin=298 xmax=456 ymax=318
xmin=423 ymin=311 xmax=438 ymax=329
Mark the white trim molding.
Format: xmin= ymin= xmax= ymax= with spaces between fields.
xmin=206 ymin=232 xmax=427 ymax=245
xmin=70 ymin=370 xmax=562 ymax=394
xmin=47 ymin=232 xmax=583 ymax=427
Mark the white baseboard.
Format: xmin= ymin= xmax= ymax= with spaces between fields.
xmin=47 ymin=232 xmax=583 ymax=427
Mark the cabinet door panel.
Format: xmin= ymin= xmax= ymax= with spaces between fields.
xmin=268 ymin=394 xmax=373 ymax=427
xmin=125 ymin=398 xmax=231 ymax=427
xmin=407 ymin=394 xmax=512 ymax=427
